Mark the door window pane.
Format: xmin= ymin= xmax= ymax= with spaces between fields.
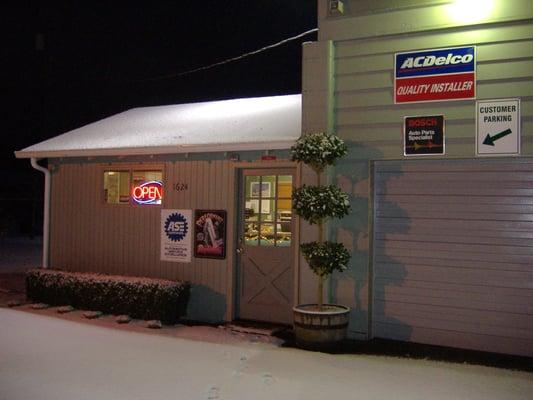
xmin=277 ymin=175 xmax=293 ymax=198
xmin=244 ymin=223 xmax=259 ymax=246
xmin=259 ymin=223 xmax=275 ymax=247
xmin=276 ymin=214 xmax=292 ymax=246
xmin=276 ymin=233 xmax=291 ymax=247
xmin=277 ymin=196 xmax=292 ymax=213
xmin=246 ymin=176 xmax=261 ymax=198
xmin=260 ymin=176 xmax=276 ymax=198
xmin=259 ymin=199 xmax=275 ymax=221
xmin=244 ymin=204 xmax=259 ymax=222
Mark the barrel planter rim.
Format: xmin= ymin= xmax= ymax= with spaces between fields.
xmin=293 ymin=303 xmax=350 ymax=315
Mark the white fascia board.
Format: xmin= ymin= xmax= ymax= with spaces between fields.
xmin=14 ymin=140 xmax=296 ymax=159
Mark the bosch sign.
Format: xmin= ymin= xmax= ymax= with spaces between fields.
xmin=404 ymin=115 xmax=444 ymax=156
xmin=131 ymin=180 xmax=163 ymax=205
xmin=395 ymin=46 xmax=475 ymax=103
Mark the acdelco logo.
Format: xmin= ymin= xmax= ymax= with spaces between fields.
xmin=400 ymin=53 xmax=474 ymax=69
xmin=395 ymin=46 xmax=475 ymax=79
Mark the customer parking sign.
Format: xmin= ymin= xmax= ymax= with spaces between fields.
xmin=476 ymin=98 xmax=520 ymax=156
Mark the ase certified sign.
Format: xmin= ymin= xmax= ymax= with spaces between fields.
xmin=476 ymin=98 xmax=520 ymax=156
xmin=395 ymin=46 xmax=476 ymax=104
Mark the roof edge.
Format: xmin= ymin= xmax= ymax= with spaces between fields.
xmin=14 ymin=140 xmax=297 ymax=159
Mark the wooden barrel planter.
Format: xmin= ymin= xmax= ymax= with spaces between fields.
xmin=293 ymin=304 xmax=350 ymax=351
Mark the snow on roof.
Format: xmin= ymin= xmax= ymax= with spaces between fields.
xmin=15 ymin=94 xmax=302 ymax=159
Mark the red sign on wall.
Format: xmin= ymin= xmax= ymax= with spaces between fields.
xmin=131 ymin=181 xmax=163 ymax=205
xmin=395 ymin=73 xmax=475 ymax=103
xmin=395 ymin=46 xmax=476 ymax=103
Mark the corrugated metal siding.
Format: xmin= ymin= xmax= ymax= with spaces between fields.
xmin=373 ymin=159 xmax=533 ymax=356
xmin=49 ymin=159 xmax=235 ymax=321
xmin=334 ymin=20 xmax=533 ymax=158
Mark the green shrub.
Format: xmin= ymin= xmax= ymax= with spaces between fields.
xmin=290 ymin=132 xmax=348 ymax=173
xmin=290 ymin=132 xmax=351 ymax=309
xmin=300 ymin=241 xmax=351 ymax=277
xmin=292 ymin=185 xmax=350 ymax=225
xmin=26 ymin=269 xmax=190 ymax=324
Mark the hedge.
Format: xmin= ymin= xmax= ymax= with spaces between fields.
xmin=26 ymin=269 xmax=190 ymax=324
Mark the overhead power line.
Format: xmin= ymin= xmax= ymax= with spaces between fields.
xmin=138 ymin=27 xmax=318 ymax=82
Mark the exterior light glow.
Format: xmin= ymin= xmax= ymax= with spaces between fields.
xmin=446 ymin=0 xmax=495 ymax=25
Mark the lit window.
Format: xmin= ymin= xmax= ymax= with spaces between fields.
xmin=104 ymin=171 xmax=130 ymax=204
xmin=131 ymin=170 xmax=163 ymax=205
xmin=243 ymin=174 xmax=292 ymax=247
xmin=103 ymin=169 xmax=163 ymax=206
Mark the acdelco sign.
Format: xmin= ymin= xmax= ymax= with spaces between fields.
xmin=395 ymin=46 xmax=476 ymax=103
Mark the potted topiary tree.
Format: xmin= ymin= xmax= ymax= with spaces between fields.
xmin=291 ymin=132 xmax=351 ymax=350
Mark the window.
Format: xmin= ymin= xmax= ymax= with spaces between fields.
xmin=104 ymin=171 xmax=130 ymax=204
xmin=244 ymin=174 xmax=292 ymax=247
xmin=131 ymin=170 xmax=163 ymax=205
xmin=103 ymin=169 xmax=163 ymax=205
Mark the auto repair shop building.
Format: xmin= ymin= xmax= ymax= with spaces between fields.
xmin=300 ymin=0 xmax=533 ymax=356
xmin=16 ymin=0 xmax=533 ymax=358
xmin=16 ymin=95 xmax=302 ymax=325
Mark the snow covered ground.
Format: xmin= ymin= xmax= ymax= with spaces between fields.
xmin=1 ymin=308 xmax=532 ymax=400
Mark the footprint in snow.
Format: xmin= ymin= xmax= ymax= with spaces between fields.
xmin=261 ymin=373 xmax=274 ymax=385
xmin=205 ymin=385 xmax=220 ymax=399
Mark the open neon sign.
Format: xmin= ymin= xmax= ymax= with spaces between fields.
xmin=131 ymin=180 xmax=163 ymax=205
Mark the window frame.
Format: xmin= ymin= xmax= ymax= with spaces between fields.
xmin=242 ymin=170 xmax=294 ymax=248
xmin=101 ymin=164 xmax=165 ymax=207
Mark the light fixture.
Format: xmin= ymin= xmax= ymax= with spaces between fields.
xmin=446 ymin=0 xmax=496 ymax=25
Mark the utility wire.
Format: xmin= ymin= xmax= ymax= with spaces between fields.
xmin=138 ymin=28 xmax=318 ymax=82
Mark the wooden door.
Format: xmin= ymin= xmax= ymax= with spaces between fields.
xmin=237 ymin=169 xmax=295 ymax=324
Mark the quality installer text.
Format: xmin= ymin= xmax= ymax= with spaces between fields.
xmin=397 ymin=81 xmax=473 ymax=95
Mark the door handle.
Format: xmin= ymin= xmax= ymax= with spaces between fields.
xmin=236 ymin=238 xmax=245 ymax=254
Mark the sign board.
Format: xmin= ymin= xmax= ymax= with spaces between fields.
xmin=131 ymin=180 xmax=163 ymax=205
xmin=404 ymin=115 xmax=444 ymax=156
xmin=194 ymin=210 xmax=227 ymax=259
xmin=395 ymin=46 xmax=476 ymax=103
xmin=161 ymin=209 xmax=192 ymax=262
xmin=476 ymin=98 xmax=520 ymax=156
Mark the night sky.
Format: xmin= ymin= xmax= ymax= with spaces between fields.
xmin=2 ymin=1 xmax=317 ymax=234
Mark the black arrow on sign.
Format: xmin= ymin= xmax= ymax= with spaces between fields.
xmin=483 ymin=128 xmax=512 ymax=146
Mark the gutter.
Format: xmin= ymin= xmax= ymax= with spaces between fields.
xmin=30 ymin=158 xmax=51 ymax=269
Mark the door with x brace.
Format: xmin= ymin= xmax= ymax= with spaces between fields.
xmin=237 ymin=168 xmax=295 ymax=324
